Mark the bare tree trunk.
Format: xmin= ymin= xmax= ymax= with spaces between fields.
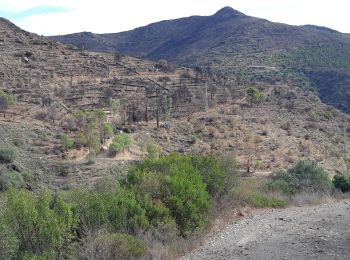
xmin=124 ymin=107 xmax=128 ymax=125
xmin=204 ymin=81 xmax=209 ymax=112
xmin=156 ymin=103 xmax=160 ymax=129
xmin=145 ymin=99 xmax=149 ymax=124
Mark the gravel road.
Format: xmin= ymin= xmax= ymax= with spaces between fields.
xmin=183 ymin=200 xmax=350 ymax=260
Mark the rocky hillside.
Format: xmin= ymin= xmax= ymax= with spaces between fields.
xmin=50 ymin=7 xmax=350 ymax=113
xmin=0 ymin=17 xmax=350 ymax=189
xmin=0 ymin=17 xmax=234 ymax=124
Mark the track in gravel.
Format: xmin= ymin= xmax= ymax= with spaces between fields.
xmin=183 ymin=200 xmax=350 ymax=260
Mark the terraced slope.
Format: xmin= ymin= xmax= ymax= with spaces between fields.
xmin=1 ymin=18 xmax=350 ymax=190
xmin=0 ymin=17 xmax=233 ymax=124
xmin=51 ymin=7 xmax=350 ymax=113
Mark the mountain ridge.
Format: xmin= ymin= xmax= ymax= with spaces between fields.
xmin=50 ymin=7 xmax=350 ymax=113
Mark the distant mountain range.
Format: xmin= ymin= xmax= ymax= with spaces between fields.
xmin=50 ymin=7 xmax=350 ymax=113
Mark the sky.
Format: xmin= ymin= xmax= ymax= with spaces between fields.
xmin=0 ymin=0 xmax=349 ymax=36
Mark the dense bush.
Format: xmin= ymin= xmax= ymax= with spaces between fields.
xmin=1 ymin=153 xmax=240 ymax=258
xmin=333 ymin=175 xmax=350 ymax=192
xmin=0 ymin=171 xmax=25 ymax=191
xmin=127 ymin=154 xmax=210 ymax=236
xmin=5 ymin=188 xmax=77 ymax=258
xmin=109 ymin=133 xmax=132 ymax=155
xmin=191 ymin=156 xmax=225 ymax=195
xmin=68 ymin=187 xmax=148 ymax=234
xmin=134 ymin=153 xmax=239 ymax=196
xmin=269 ymin=160 xmax=332 ymax=194
xmin=0 ymin=148 xmax=16 ymax=164
xmin=0 ymin=218 xmax=19 ymax=260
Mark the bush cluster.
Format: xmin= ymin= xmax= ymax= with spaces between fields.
xmin=333 ymin=175 xmax=350 ymax=192
xmin=268 ymin=160 xmax=332 ymax=195
xmin=1 ymin=153 xmax=239 ymax=258
xmin=109 ymin=133 xmax=132 ymax=155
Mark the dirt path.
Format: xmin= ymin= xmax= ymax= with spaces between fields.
xmin=183 ymin=200 xmax=350 ymax=260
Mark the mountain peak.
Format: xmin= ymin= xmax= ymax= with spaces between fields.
xmin=214 ymin=6 xmax=245 ymax=18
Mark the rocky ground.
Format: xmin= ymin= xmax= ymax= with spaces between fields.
xmin=183 ymin=199 xmax=350 ymax=260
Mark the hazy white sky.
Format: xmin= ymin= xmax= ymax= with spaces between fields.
xmin=0 ymin=0 xmax=349 ymax=35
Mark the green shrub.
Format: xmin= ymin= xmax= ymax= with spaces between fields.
xmin=75 ymin=133 xmax=88 ymax=147
xmin=218 ymin=156 xmax=240 ymax=194
xmin=333 ymin=175 xmax=350 ymax=192
xmin=135 ymin=153 xmax=238 ymax=196
xmin=68 ymin=187 xmax=148 ymax=234
xmin=0 ymin=218 xmax=19 ymax=260
xmin=146 ymin=143 xmax=159 ymax=160
xmin=0 ymin=172 xmax=25 ymax=191
xmin=254 ymin=159 xmax=262 ymax=170
xmin=127 ymin=153 xmax=210 ymax=236
xmin=270 ymin=160 xmax=332 ymax=193
xmin=164 ymin=164 xmax=209 ymax=236
xmin=267 ymin=178 xmax=296 ymax=196
xmin=192 ymin=155 xmax=225 ymax=195
xmin=103 ymin=123 xmax=113 ymax=140
xmin=344 ymin=153 xmax=350 ymax=164
xmin=245 ymin=192 xmax=287 ymax=208
xmin=308 ymin=111 xmax=318 ymax=121
xmin=323 ymin=111 xmax=332 ymax=120
xmin=5 ymin=189 xmax=77 ymax=257
xmin=247 ymin=86 xmax=265 ymax=105
xmin=109 ymin=133 xmax=132 ymax=155
xmin=0 ymin=148 xmax=16 ymax=164
xmin=60 ymin=134 xmax=74 ymax=150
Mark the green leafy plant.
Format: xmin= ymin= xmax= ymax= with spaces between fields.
xmin=323 ymin=111 xmax=332 ymax=120
xmin=247 ymin=86 xmax=265 ymax=106
xmin=269 ymin=160 xmax=332 ymax=193
xmin=103 ymin=123 xmax=113 ymax=140
xmin=0 ymin=218 xmax=19 ymax=259
xmin=5 ymin=188 xmax=77 ymax=257
xmin=60 ymin=134 xmax=74 ymax=150
xmin=245 ymin=192 xmax=287 ymax=208
xmin=146 ymin=143 xmax=159 ymax=160
xmin=109 ymin=133 xmax=132 ymax=155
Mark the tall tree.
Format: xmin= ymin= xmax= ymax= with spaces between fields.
xmin=109 ymin=98 xmax=120 ymax=130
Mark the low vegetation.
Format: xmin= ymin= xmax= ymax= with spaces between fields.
xmin=0 ymin=153 xmax=346 ymax=259
xmin=0 ymin=147 xmax=16 ymax=164
xmin=268 ymin=160 xmax=332 ymax=195
xmin=109 ymin=133 xmax=132 ymax=155
xmin=333 ymin=175 xmax=350 ymax=193
xmin=0 ymin=153 xmax=238 ymax=258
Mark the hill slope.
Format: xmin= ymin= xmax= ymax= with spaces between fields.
xmin=50 ymin=7 xmax=350 ymax=113
xmin=1 ymin=17 xmax=350 ymax=189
